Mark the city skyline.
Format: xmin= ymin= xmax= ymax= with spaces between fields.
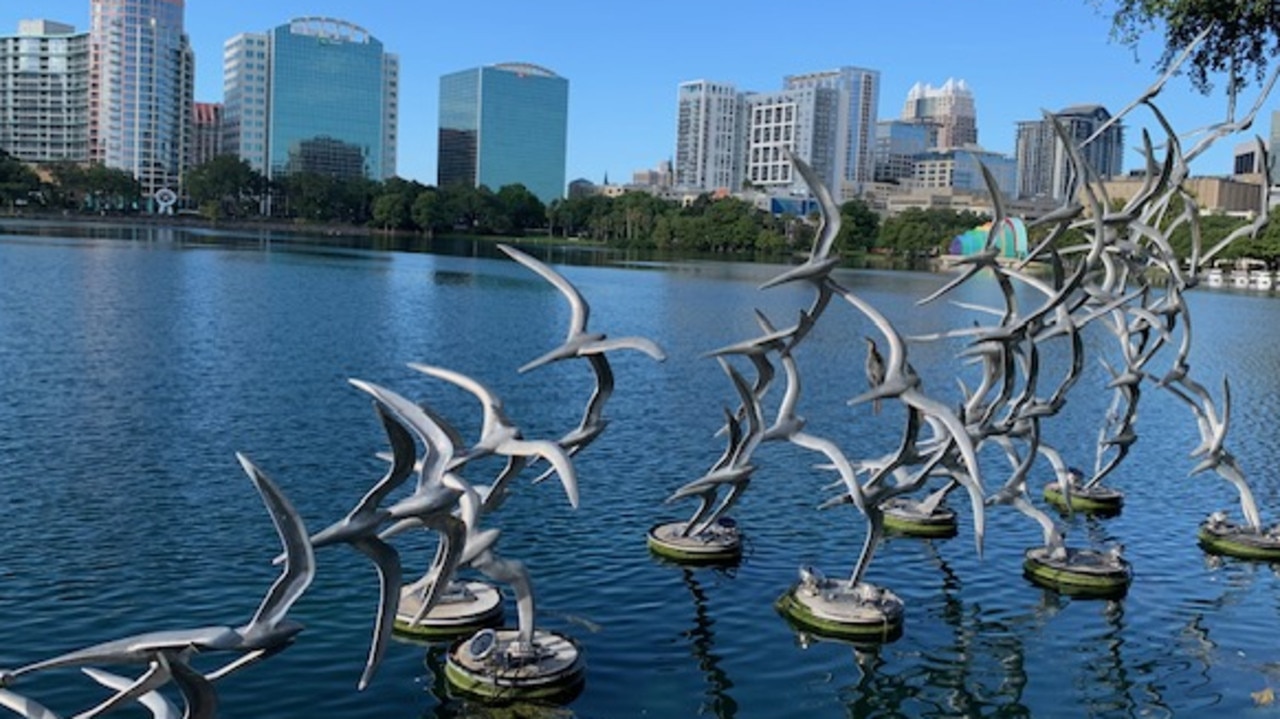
xmin=0 ymin=0 xmax=1265 ymax=188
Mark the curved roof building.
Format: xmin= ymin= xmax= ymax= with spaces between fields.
xmin=223 ymin=16 xmax=399 ymax=180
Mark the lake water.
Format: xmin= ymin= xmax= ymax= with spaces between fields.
xmin=2 ymin=221 xmax=1280 ymax=718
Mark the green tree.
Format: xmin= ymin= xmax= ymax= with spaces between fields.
xmin=274 ymin=173 xmax=377 ymax=224
xmin=1100 ymin=0 xmax=1279 ymax=92
xmin=494 ymin=184 xmax=547 ymax=234
xmin=651 ymin=213 xmax=674 ymax=250
xmin=185 ymin=155 xmax=266 ymax=218
xmin=372 ymin=192 xmax=411 ymax=231
xmin=0 ymin=151 xmax=40 ymax=212
xmin=80 ymin=165 xmax=142 ymax=213
xmin=878 ymin=207 xmax=988 ymax=256
xmin=411 ymin=189 xmax=447 ymax=236
xmin=837 ymin=198 xmax=880 ymax=253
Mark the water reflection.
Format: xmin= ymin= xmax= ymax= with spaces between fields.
xmin=914 ymin=542 xmax=1031 ymax=718
xmin=678 ymin=567 xmax=738 ymax=718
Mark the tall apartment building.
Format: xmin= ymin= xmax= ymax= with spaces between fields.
xmin=0 ymin=20 xmax=90 ymax=164
xmin=784 ymin=67 xmax=880 ymax=191
xmin=674 ymin=67 xmax=879 ymax=197
xmin=901 ymin=78 xmax=977 ymax=150
xmin=191 ymin=101 xmax=222 ymax=168
xmin=89 ymin=0 xmax=194 ymax=199
xmin=1015 ymin=105 xmax=1123 ymax=200
xmin=674 ymin=80 xmax=744 ymax=192
xmin=223 ymin=17 xmax=399 ymax=181
xmin=438 ymin=62 xmax=568 ymax=204
xmin=743 ymin=86 xmax=837 ymax=195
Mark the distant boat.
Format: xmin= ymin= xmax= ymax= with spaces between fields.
xmin=1229 ymin=259 xmax=1254 ymax=289
xmin=1243 ymin=258 xmax=1275 ymax=290
xmin=1209 ymin=258 xmax=1272 ymax=291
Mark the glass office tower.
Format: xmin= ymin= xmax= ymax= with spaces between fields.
xmin=224 ymin=17 xmax=398 ymax=180
xmin=438 ymin=63 xmax=568 ymax=204
xmin=89 ymin=0 xmax=194 ymax=199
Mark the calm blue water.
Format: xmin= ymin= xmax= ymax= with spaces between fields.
xmin=2 ymin=221 xmax=1280 ymax=718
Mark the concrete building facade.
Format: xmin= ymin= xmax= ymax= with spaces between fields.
xmin=912 ymin=147 xmax=1016 ymax=197
xmin=0 ymin=20 xmax=90 ymax=164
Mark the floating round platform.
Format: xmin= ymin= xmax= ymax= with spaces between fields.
xmin=647 ymin=519 xmax=741 ymax=564
xmin=1043 ymin=482 xmax=1124 ymax=515
xmin=881 ymin=498 xmax=958 ymax=538
xmin=775 ymin=578 xmax=904 ymax=642
xmin=1023 ymin=546 xmax=1131 ymax=598
xmin=445 ymin=628 xmax=584 ymax=702
xmin=394 ymin=581 xmax=504 ymax=640
xmin=1197 ymin=517 xmax=1280 ymax=561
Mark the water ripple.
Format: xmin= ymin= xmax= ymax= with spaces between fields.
xmin=3 ymin=229 xmax=1280 ymax=717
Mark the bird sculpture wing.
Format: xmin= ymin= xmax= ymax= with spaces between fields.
xmin=235 ymin=453 xmax=315 ymax=639
xmin=498 ymin=243 xmax=590 ymax=338
xmin=74 ymin=654 xmax=172 ymax=719
xmin=81 ymin=664 xmax=180 ymax=719
xmin=348 ymin=379 xmax=458 ymax=492
xmin=0 ymin=690 xmax=60 ymax=719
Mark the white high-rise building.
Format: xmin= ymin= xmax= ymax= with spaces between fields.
xmin=221 ymin=32 xmax=270 ymax=175
xmin=0 ymin=20 xmax=90 ymax=163
xmin=901 ymin=78 xmax=978 ymax=150
xmin=743 ymin=86 xmax=837 ymax=195
xmin=674 ymin=80 xmax=745 ymax=191
xmin=89 ymin=0 xmax=194 ymax=200
xmin=784 ymin=66 xmax=880 ymax=192
xmin=674 ymin=67 xmax=880 ymax=197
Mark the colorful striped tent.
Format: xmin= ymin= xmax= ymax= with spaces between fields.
xmin=949 ymin=217 xmax=1028 ymax=259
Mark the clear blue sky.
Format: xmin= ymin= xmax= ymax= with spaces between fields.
xmin=4 ymin=0 xmax=1270 ymax=185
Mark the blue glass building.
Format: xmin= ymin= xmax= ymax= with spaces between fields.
xmin=438 ymin=63 xmax=568 ymax=204
xmin=224 ymin=17 xmax=399 ymax=180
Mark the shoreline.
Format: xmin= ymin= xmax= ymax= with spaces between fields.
xmin=0 ymin=211 xmax=933 ymax=271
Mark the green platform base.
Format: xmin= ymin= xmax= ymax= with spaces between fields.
xmin=393 ymin=581 xmax=504 ymax=641
xmin=882 ymin=498 xmax=957 ymax=538
xmin=1198 ymin=519 xmax=1280 ymax=561
xmin=1023 ymin=546 xmax=1131 ymax=598
xmin=1043 ymin=482 xmax=1124 ymax=515
xmin=647 ymin=520 xmax=741 ymax=565
xmin=445 ymin=629 xmax=584 ymax=702
xmin=775 ymin=581 xmax=903 ymax=643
